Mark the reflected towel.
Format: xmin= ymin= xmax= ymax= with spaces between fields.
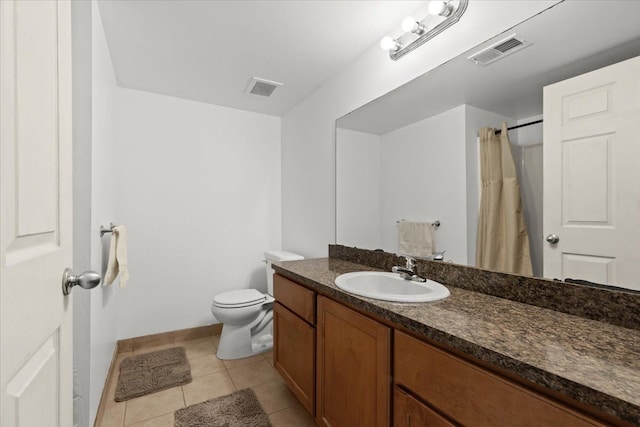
xmin=398 ymin=221 xmax=435 ymax=258
xmin=104 ymin=225 xmax=129 ymax=288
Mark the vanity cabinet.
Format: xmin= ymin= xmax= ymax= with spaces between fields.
xmin=274 ymin=273 xmax=611 ymax=427
xmin=393 ymin=387 xmax=455 ymax=427
xmin=316 ymin=296 xmax=391 ymax=427
xmin=394 ymin=331 xmax=605 ymax=427
xmin=273 ymin=275 xmax=316 ymax=415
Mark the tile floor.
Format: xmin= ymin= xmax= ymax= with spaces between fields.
xmin=99 ymin=333 xmax=316 ymax=426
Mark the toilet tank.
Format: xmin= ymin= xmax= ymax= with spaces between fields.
xmin=264 ymin=250 xmax=304 ymax=295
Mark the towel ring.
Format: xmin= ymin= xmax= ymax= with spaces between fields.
xmin=100 ymin=222 xmax=117 ymax=237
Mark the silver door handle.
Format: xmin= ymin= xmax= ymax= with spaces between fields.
xmin=62 ymin=268 xmax=101 ymax=295
xmin=545 ymin=234 xmax=560 ymax=244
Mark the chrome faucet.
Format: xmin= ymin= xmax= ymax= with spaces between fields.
xmin=392 ymin=255 xmax=426 ymax=282
xmin=429 ymin=250 xmax=446 ymax=261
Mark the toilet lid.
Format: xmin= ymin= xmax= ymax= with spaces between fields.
xmin=213 ymin=289 xmax=266 ymax=308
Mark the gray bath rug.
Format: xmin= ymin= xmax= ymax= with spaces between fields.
xmin=115 ymin=346 xmax=192 ymax=401
xmin=174 ymin=388 xmax=272 ymax=427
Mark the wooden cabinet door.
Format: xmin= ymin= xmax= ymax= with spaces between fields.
xmin=273 ymin=302 xmax=315 ymax=415
xmin=317 ymin=296 xmax=391 ymax=427
xmin=394 ymin=387 xmax=456 ymax=427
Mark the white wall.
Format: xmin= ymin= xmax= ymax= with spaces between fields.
xmin=336 ymin=128 xmax=381 ymax=249
xmin=380 ymin=106 xmax=468 ymax=263
xmin=335 ymin=104 xmax=521 ymax=266
xmin=89 ymin=3 xmax=121 ymax=424
xmin=114 ymin=88 xmax=281 ymax=339
xmin=281 ymin=1 xmax=559 ymax=258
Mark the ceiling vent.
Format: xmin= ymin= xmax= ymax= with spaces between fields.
xmin=245 ymin=77 xmax=283 ymax=97
xmin=467 ymin=34 xmax=532 ymax=66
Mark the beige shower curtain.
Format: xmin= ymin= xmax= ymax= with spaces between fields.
xmin=476 ymin=123 xmax=532 ymax=276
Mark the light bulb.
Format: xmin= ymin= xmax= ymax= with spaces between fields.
xmin=428 ymin=0 xmax=452 ymax=17
xmin=380 ymin=36 xmax=399 ymax=52
xmin=401 ymin=16 xmax=418 ymax=32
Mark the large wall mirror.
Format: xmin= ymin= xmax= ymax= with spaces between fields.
xmin=336 ymin=1 xmax=640 ymax=290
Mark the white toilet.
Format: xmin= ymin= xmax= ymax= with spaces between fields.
xmin=211 ymin=250 xmax=304 ymax=360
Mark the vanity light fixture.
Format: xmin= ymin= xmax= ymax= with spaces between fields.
xmin=380 ymin=36 xmax=401 ymax=52
xmin=401 ymin=16 xmax=425 ymax=35
xmin=380 ymin=0 xmax=468 ymax=61
xmin=428 ymin=0 xmax=454 ymax=17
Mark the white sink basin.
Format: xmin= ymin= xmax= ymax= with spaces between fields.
xmin=334 ymin=271 xmax=450 ymax=303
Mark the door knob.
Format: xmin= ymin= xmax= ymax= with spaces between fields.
xmin=545 ymin=234 xmax=560 ymax=244
xmin=62 ymin=268 xmax=101 ymax=295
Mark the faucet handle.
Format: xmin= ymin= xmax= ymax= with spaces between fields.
xmin=401 ymin=255 xmax=416 ymax=269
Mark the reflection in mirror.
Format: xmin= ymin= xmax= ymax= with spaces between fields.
xmin=336 ymin=1 xmax=640 ymax=290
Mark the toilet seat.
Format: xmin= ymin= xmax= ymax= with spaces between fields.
xmin=213 ymin=289 xmax=267 ymax=308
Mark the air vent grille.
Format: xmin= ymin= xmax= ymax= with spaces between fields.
xmin=245 ymin=77 xmax=283 ymax=97
xmin=494 ymin=37 xmax=524 ymax=53
xmin=467 ymin=34 xmax=531 ymax=66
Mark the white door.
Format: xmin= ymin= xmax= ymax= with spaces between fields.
xmin=543 ymin=55 xmax=640 ymax=291
xmin=1 ymin=1 xmax=74 ymax=426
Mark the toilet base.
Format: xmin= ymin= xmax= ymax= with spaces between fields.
xmin=216 ymin=321 xmax=273 ymax=360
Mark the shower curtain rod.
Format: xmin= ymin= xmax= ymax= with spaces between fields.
xmin=495 ymin=119 xmax=543 ymax=135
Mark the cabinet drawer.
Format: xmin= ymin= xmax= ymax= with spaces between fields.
xmin=273 ymin=302 xmax=315 ymax=416
xmin=273 ymin=274 xmax=315 ymax=325
xmin=394 ymin=387 xmax=456 ymax=427
xmin=394 ymin=331 xmax=604 ymax=427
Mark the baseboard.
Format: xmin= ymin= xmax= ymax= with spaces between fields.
xmin=117 ymin=323 xmax=223 ymax=353
xmin=93 ymin=323 xmax=222 ymax=426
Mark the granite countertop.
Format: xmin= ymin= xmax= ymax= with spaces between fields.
xmin=273 ymin=257 xmax=640 ymax=426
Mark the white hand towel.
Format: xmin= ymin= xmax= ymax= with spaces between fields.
xmin=398 ymin=221 xmax=436 ymax=258
xmin=104 ymin=225 xmax=129 ymax=288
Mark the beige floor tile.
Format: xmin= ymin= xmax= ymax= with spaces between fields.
xmin=181 ymin=370 xmax=236 ymax=406
xmin=106 ymin=352 xmax=130 ymax=401
xmin=228 ymin=359 xmax=279 ymax=389
xmin=252 ymin=378 xmax=298 ymax=414
xmin=175 ymin=337 xmax=216 ymax=360
xmin=100 ymin=401 xmax=126 ymax=427
xmin=105 ymin=398 xmax=127 ymax=412
xmin=188 ymin=353 xmax=226 ymax=378
xmin=262 ymin=350 xmax=274 ymax=366
xmin=268 ymin=403 xmax=316 ymax=427
xmin=211 ymin=334 xmax=220 ymax=349
xmin=222 ymin=353 xmax=264 ymax=369
xmin=132 ymin=342 xmax=174 ymax=356
xmin=126 ymin=412 xmax=174 ymax=427
xmin=106 ymin=374 xmax=119 ymax=402
xmin=124 ymin=387 xmax=185 ymax=426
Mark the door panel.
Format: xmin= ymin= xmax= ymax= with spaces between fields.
xmin=562 ymin=135 xmax=611 ymax=224
xmin=1 ymin=1 xmax=73 ymax=426
xmin=15 ymin=0 xmax=59 ymax=235
xmin=543 ymin=55 xmax=640 ymax=290
xmin=6 ymin=334 xmax=60 ymax=425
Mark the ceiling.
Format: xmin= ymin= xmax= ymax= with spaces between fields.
xmin=337 ymin=1 xmax=640 ymax=135
xmin=97 ymin=0 xmax=423 ymax=117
